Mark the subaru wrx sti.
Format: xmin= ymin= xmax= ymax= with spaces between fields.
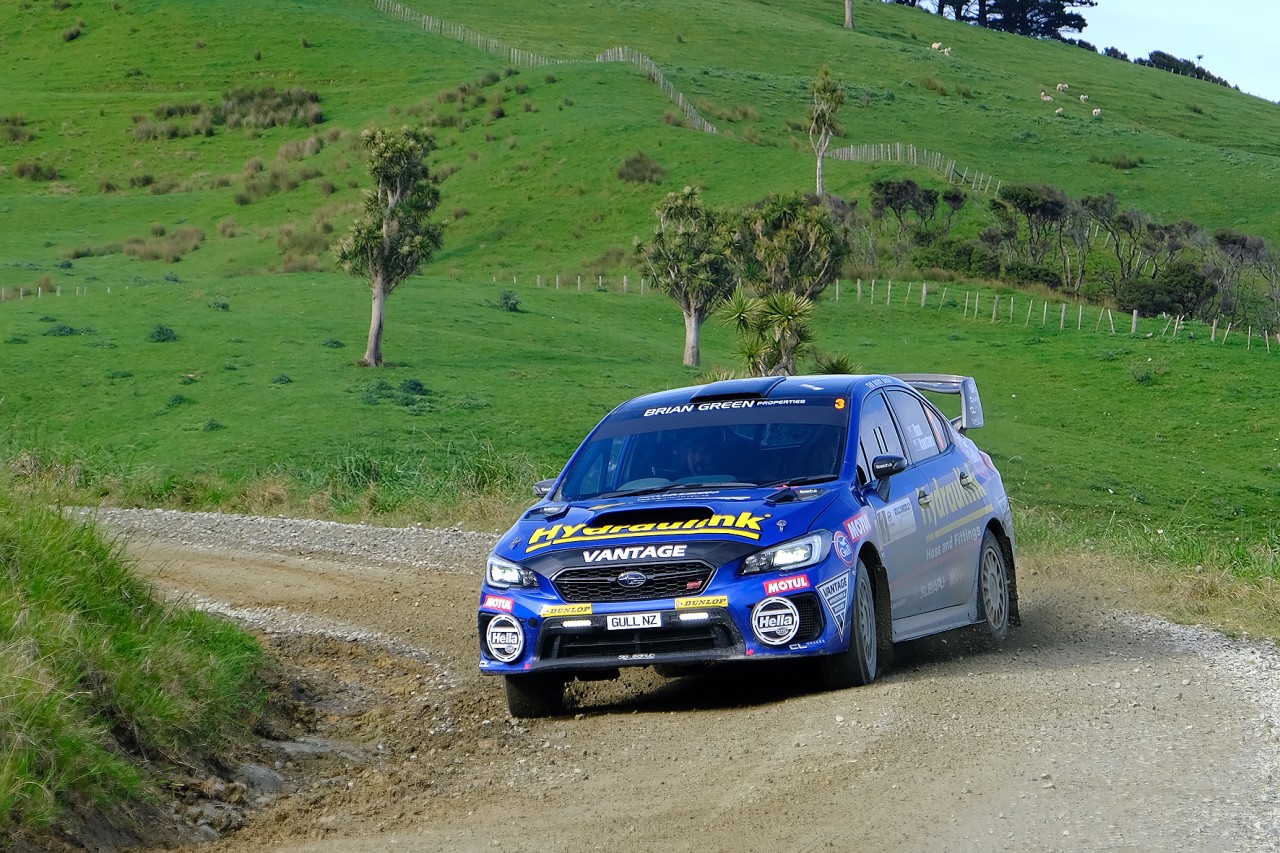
xmin=479 ymin=374 xmax=1018 ymax=717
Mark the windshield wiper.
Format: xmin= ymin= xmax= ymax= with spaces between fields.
xmin=599 ymin=481 xmax=756 ymax=499
xmin=757 ymin=474 xmax=840 ymax=489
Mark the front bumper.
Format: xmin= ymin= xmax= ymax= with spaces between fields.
xmin=477 ymin=589 xmax=832 ymax=675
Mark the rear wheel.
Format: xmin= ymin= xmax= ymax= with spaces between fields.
xmin=817 ymin=561 xmax=879 ymax=690
xmin=974 ymin=530 xmax=1010 ymax=643
xmin=504 ymin=673 xmax=565 ymax=718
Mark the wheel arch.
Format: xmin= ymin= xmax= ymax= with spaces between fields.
xmin=984 ymin=519 xmax=1020 ymax=627
xmin=856 ymin=543 xmax=895 ymax=656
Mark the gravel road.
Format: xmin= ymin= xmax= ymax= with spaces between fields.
xmin=87 ymin=508 xmax=1280 ymax=853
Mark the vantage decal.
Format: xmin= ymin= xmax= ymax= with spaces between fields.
xmin=582 ymin=544 xmax=687 ymax=563
xmin=817 ymin=573 xmax=850 ymax=637
xmin=919 ymin=464 xmax=993 ymax=529
xmin=526 ymin=512 xmax=769 ymax=552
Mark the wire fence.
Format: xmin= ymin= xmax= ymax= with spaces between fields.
xmin=595 ymin=46 xmax=717 ymax=134
xmin=6 ymin=278 xmax=1274 ymax=353
xmin=370 ymin=0 xmax=716 ymax=133
xmin=828 ymin=142 xmax=1001 ymax=195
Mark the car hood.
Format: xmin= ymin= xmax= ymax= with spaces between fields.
xmin=496 ymin=487 xmax=843 ymax=567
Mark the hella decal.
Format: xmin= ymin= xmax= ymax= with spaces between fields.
xmin=582 ymin=544 xmax=688 ymax=563
xmin=763 ymin=574 xmax=810 ymax=596
xmin=482 ymin=594 xmax=514 ymax=613
xmin=752 ymin=597 xmax=800 ymax=646
xmin=527 ymin=512 xmax=768 ymax=552
xmin=484 ymin=615 xmax=524 ymax=663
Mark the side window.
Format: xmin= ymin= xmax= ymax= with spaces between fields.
xmin=857 ymin=392 xmax=904 ymax=467
xmin=921 ymin=401 xmax=952 ymax=452
xmin=887 ymin=390 xmax=944 ymax=464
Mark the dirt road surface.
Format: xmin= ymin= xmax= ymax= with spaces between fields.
xmin=101 ymin=511 xmax=1279 ymax=853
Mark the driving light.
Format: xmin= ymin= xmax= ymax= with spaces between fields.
xmin=484 ymin=614 xmax=524 ymax=663
xmin=740 ymin=532 xmax=829 ymax=575
xmin=486 ymin=554 xmax=537 ymax=588
xmin=561 ymin=619 xmax=592 ymax=628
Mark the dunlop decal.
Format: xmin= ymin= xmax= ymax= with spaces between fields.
xmin=540 ymin=603 xmax=593 ymax=617
xmin=675 ymin=595 xmax=729 ymax=609
xmin=526 ymin=512 xmax=769 ymax=552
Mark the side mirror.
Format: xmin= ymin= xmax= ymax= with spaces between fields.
xmin=869 ymin=455 xmax=908 ymax=502
xmin=532 ymin=479 xmax=556 ymax=498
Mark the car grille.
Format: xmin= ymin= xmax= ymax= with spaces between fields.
xmin=552 ymin=562 xmax=715 ymax=602
xmin=539 ymin=623 xmax=738 ymax=660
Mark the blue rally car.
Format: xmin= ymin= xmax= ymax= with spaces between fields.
xmin=478 ymin=374 xmax=1018 ymax=717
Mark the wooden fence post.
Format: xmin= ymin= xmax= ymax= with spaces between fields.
xmin=921 ymin=283 xmax=927 ymax=308
xmin=991 ymin=294 xmax=998 ymax=322
xmin=857 ymin=279 xmax=862 ymax=302
xmin=1059 ymin=304 xmax=1066 ymax=330
xmin=1131 ymin=310 xmax=1138 ymax=335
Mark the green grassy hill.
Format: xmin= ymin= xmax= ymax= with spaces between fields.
xmin=1 ymin=0 xmax=1277 ymax=589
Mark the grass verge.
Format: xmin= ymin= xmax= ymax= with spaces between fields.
xmin=0 ymin=485 xmax=267 ymax=842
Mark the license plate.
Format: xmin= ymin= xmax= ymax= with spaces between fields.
xmin=607 ymin=612 xmax=661 ymax=630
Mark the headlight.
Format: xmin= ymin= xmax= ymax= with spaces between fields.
xmin=741 ymin=532 xmax=830 ymax=575
xmin=486 ymin=553 xmax=537 ymax=588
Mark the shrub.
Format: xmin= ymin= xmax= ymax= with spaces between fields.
xmin=148 ymin=324 xmax=178 ymax=343
xmin=14 ymin=160 xmax=60 ymax=181
xmin=320 ymin=337 xmax=344 ymax=348
xmin=150 ymin=222 xmax=166 ymax=237
xmin=488 ymin=288 xmax=521 ymax=312
xmin=218 ymin=217 xmax=238 ymax=238
xmin=1003 ymin=261 xmax=1060 ymax=287
xmin=923 ymin=76 xmax=947 ymax=96
xmin=0 ymin=115 xmax=34 ymax=144
xmin=209 ymin=300 xmax=229 ymax=311
xmin=63 ymin=25 xmax=81 ymax=42
xmin=271 ymin=374 xmax=292 ymax=385
xmin=617 ymin=150 xmax=664 ymax=184
xmin=43 ymin=323 xmax=78 ymax=337
xmin=202 ymin=419 xmax=224 ymax=431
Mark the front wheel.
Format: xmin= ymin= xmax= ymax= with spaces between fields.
xmin=817 ymin=561 xmax=879 ymax=690
xmin=974 ymin=530 xmax=1011 ymax=644
xmin=504 ymin=673 xmax=565 ymax=718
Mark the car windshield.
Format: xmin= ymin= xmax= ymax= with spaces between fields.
xmin=557 ymin=396 xmax=849 ymax=501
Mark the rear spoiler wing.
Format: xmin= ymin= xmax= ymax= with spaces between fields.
xmin=892 ymin=373 xmax=985 ymax=432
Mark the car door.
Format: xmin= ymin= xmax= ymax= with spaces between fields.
xmin=855 ymin=391 xmax=934 ymax=620
xmin=885 ymin=389 xmax=984 ymax=612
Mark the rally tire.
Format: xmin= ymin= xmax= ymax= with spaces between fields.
xmin=504 ymin=674 xmax=565 ymax=718
xmin=974 ymin=529 xmax=1011 ymax=644
xmin=817 ymin=561 xmax=878 ymax=690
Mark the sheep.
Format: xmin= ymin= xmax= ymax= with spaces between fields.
xmin=1040 ymin=90 xmax=1054 ymax=101
xmin=1079 ymin=94 xmax=1089 ymax=103
xmin=1056 ymin=83 xmax=1069 ymax=92
xmin=1092 ymin=108 xmax=1102 ymax=118
xmin=1054 ymin=107 xmax=1064 ymax=116
xmin=943 ymin=46 xmax=952 ymax=56
xmin=931 ymin=42 xmax=944 ymax=50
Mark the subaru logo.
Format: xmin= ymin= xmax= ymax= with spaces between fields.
xmin=616 ymin=570 xmax=648 ymax=589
